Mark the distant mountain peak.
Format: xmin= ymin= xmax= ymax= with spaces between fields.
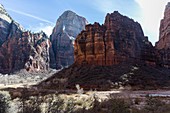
xmin=62 ymin=10 xmax=77 ymax=16
xmin=50 ymin=10 xmax=88 ymax=69
xmin=166 ymin=2 xmax=170 ymax=9
xmin=0 ymin=4 xmax=3 ymax=8
xmin=57 ymin=10 xmax=88 ymax=24
xmin=0 ymin=4 xmax=12 ymax=22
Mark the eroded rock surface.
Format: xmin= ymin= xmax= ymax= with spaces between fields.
xmin=155 ymin=2 xmax=170 ymax=68
xmin=0 ymin=4 xmax=50 ymax=73
xmin=50 ymin=10 xmax=87 ymax=69
xmin=0 ymin=31 xmax=50 ymax=73
xmin=156 ymin=2 xmax=170 ymax=49
xmin=38 ymin=11 xmax=170 ymax=91
xmin=74 ymin=11 xmax=154 ymax=66
xmin=0 ymin=4 xmax=23 ymax=45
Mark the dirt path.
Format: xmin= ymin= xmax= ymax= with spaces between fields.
xmin=85 ymin=90 xmax=170 ymax=100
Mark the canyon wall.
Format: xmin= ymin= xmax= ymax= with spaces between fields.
xmin=155 ymin=2 xmax=170 ymax=68
xmin=74 ymin=11 xmax=154 ymax=66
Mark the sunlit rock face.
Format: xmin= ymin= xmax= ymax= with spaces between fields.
xmin=0 ymin=4 xmax=23 ymax=45
xmin=38 ymin=10 xmax=170 ymax=91
xmin=0 ymin=31 xmax=50 ymax=74
xmin=50 ymin=10 xmax=88 ymax=69
xmin=0 ymin=4 xmax=50 ymax=73
xmin=74 ymin=11 xmax=153 ymax=66
xmin=156 ymin=2 xmax=170 ymax=49
xmin=155 ymin=2 xmax=170 ymax=68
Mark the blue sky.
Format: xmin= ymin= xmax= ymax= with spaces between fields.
xmin=1 ymin=0 xmax=169 ymax=45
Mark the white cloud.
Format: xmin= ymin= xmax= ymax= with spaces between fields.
xmin=40 ymin=25 xmax=54 ymax=36
xmin=134 ymin=0 xmax=170 ymax=44
xmin=7 ymin=8 xmax=53 ymax=24
xmin=28 ymin=23 xmax=54 ymax=36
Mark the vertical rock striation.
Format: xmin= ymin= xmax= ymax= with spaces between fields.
xmin=50 ymin=10 xmax=87 ymax=69
xmin=155 ymin=2 xmax=170 ymax=68
xmin=0 ymin=31 xmax=50 ymax=73
xmin=38 ymin=9 xmax=170 ymax=90
xmin=75 ymin=11 xmax=154 ymax=66
xmin=0 ymin=4 xmax=50 ymax=73
xmin=0 ymin=4 xmax=23 ymax=45
xmin=156 ymin=2 xmax=170 ymax=49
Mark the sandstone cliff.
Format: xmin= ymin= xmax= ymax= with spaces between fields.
xmin=156 ymin=2 xmax=170 ymax=49
xmin=38 ymin=11 xmax=170 ymax=91
xmin=74 ymin=11 xmax=154 ymax=66
xmin=0 ymin=31 xmax=50 ymax=74
xmin=0 ymin=4 xmax=23 ymax=45
xmin=50 ymin=10 xmax=87 ymax=69
xmin=0 ymin=4 xmax=50 ymax=73
xmin=155 ymin=2 xmax=170 ymax=68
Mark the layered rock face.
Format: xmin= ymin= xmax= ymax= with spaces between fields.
xmin=0 ymin=31 xmax=50 ymax=74
xmin=155 ymin=2 xmax=170 ymax=68
xmin=0 ymin=4 xmax=23 ymax=45
xmin=50 ymin=10 xmax=87 ymax=69
xmin=156 ymin=2 xmax=170 ymax=49
xmin=0 ymin=4 xmax=50 ymax=73
xmin=38 ymin=11 xmax=170 ymax=91
xmin=75 ymin=11 xmax=154 ymax=66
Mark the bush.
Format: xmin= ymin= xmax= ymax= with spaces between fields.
xmin=45 ymin=94 xmax=64 ymax=113
xmin=110 ymin=98 xmax=131 ymax=113
xmin=131 ymin=96 xmax=170 ymax=113
xmin=18 ymin=96 xmax=42 ymax=113
xmin=45 ymin=94 xmax=76 ymax=113
xmin=18 ymin=88 xmax=42 ymax=113
xmin=75 ymin=94 xmax=131 ymax=113
xmin=0 ymin=91 xmax=10 ymax=113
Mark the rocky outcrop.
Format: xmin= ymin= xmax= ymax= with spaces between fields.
xmin=155 ymin=2 xmax=170 ymax=68
xmin=0 ymin=4 xmax=50 ymax=73
xmin=75 ymin=11 xmax=154 ymax=66
xmin=0 ymin=4 xmax=23 ymax=45
xmin=156 ymin=2 xmax=170 ymax=49
xmin=0 ymin=31 xmax=50 ymax=74
xmin=50 ymin=10 xmax=87 ymax=69
xmin=38 ymin=11 xmax=170 ymax=91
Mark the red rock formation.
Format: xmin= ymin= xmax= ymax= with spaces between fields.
xmin=156 ymin=2 xmax=170 ymax=49
xmin=38 ymin=10 xmax=170 ymax=91
xmin=0 ymin=4 xmax=51 ymax=73
xmin=75 ymin=11 xmax=153 ymax=66
xmin=0 ymin=4 xmax=23 ymax=46
xmin=0 ymin=31 xmax=50 ymax=74
xmin=155 ymin=2 xmax=170 ymax=68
